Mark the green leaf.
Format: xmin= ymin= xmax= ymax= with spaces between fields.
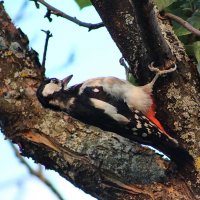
xmin=165 ymin=1 xmax=193 ymax=19
xmin=193 ymin=42 xmax=200 ymax=62
xmin=74 ymin=0 xmax=92 ymax=9
xmin=154 ymin=0 xmax=177 ymax=11
xmin=188 ymin=12 xmax=200 ymax=29
xmin=197 ymin=62 xmax=200 ymax=75
xmin=185 ymin=41 xmax=200 ymax=75
xmin=185 ymin=41 xmax=200 ymax=62
xmin=127 ymin=73 xmax=138 ymax=85
xmin=174 ymin=24 xmax=190 ymax=36
xmin=174 ymin=11 xmax=200 ymax=36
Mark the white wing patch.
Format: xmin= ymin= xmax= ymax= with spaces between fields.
xmin=78 ymin=77 xmax=153 ymax=114
xmin=42 ymin=82 xmax=62 ymax=97
xmin=90 ymin=98 xmax=129 ymax=124
xmin=78 ymin=77 xmax=126 ymax=95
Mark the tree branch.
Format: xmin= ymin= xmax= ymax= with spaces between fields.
xmin=34 ymin=0 xmax=104 ymax=31
xmin=164 ymin=12 xmax=200 ymax=37
xmin=91 ymin=0 xmax=200 ymax=197
xmin=41 ymin=29 xmax=52 ymax=69
xmin=1 ymin=1 xmax=200 ymax=199
xmin=10 ymin=143 xmax=65 ymax=200
xmin=0 ymin=4 xmax=176 ymax=199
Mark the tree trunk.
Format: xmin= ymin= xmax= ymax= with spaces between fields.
xmin=0 ymin=1 xmax=199 ymax=200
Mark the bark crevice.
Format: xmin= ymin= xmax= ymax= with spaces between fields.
xmin=1 ymin=2 xmax=200 ymax=199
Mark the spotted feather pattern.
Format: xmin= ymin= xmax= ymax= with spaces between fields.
xmin=37 ymin=78 xmax=193 ymax=165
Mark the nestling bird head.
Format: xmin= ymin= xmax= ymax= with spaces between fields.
xmin=36 ymin=75 xmax=73 ymax=108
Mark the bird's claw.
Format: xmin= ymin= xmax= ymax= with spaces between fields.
xmin=148 ymin=62 xmax=177 ymax=76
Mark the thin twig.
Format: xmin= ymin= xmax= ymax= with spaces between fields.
xmin=164 ymin=12 xmax=200 ymax=37
xmin=35 ymin=0 xmax=104 ymax=31
xmin=10 ymin=143 xmax=65 ymax=200
xmin=41 ymin=30 xmax=52 ymax=69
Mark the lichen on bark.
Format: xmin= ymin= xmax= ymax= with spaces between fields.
xmin=1 ymin=1 xmax=200 ymax=199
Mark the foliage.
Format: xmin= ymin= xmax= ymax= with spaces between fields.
xmin=74 ymin=0 xmax=92 ymax=9
xmin=154 ymin=0 xmax=177 ymax=10
xmin=155 ymin=0 xmax=200 ymax=67
xmin=74 ymin=0 xmax=200 ymax=69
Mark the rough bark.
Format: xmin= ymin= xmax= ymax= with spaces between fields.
xmin=0 ymin=1 xmax=200 ymax=200
xmin=91 ymin=0 xmax=200 ymax=198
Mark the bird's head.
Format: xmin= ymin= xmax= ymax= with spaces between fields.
xmin=36 ymin=75 xmax=73 ymax=107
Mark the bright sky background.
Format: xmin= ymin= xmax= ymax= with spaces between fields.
xmin=1 ymin=0 xmax=125 ymax=200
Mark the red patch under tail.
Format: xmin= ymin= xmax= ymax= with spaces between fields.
xmin=146 ymin=97 xmax=171 ymax=138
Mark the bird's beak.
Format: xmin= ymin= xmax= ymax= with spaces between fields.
xmin=62 ymin=75 xmax=73 ymax=89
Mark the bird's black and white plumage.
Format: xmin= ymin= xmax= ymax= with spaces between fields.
xmin=36 ymin=67 xmax=193 ymax=165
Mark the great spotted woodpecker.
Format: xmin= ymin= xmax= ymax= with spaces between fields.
xmin=37 ymin=64 xmax=192 ymax=165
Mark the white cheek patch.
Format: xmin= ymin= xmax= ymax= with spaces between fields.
xmin=90 ymin=98 xmax=129 ymax=124
xmin=42 ymin=83 xmax=62 ymax=97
